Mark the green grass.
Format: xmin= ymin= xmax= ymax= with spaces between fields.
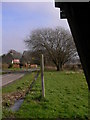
xmin=11 ymin=71 xmax=89 ymax=119
xmin=1 ymin=68 xmax=27 ymax=75
xmin=3 ymin=67 xmax=22 ymax=71
xmin=2 ymin=72 xmax=35 ymax=94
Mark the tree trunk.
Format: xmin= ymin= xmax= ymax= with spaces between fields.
xmin=56 ymin=64 xmax=63 ymax=71
xmin=57 ymin=65 xmax=60 ymax=71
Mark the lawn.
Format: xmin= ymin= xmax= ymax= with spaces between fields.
xmin=2 ymin=71 xmax=89 ymax=119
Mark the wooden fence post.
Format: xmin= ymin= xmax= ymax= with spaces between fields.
xmin=41 ymin=54 xmax=45 ymax=98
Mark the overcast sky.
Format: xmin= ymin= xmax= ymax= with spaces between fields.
xmin=2 ymin=2 xmax=70 ymax=54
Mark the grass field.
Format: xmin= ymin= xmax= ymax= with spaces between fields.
xmin=2 ymin=71 xmax=89 ymax=119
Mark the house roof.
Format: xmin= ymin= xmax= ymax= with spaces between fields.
xmin=12 ymin=59 xmax=20 ymax=64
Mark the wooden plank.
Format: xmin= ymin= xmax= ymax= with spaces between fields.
xmin=41 ymin=54 xmax=45 ymax=97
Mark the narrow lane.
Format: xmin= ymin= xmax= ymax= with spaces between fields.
xmin=2 ymin=73 xmax=25 ymax=86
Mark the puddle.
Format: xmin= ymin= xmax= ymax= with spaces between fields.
xmin=10 ymin=99 xmax=24 ymax=112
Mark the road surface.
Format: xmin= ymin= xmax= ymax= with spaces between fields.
xmin=1 ymin=73 xmax=25 ymax=86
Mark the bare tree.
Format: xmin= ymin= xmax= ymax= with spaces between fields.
xmin=25 ymin=27 xmax=77 ymax=71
